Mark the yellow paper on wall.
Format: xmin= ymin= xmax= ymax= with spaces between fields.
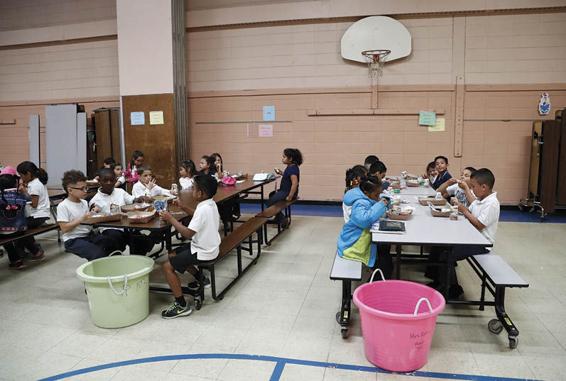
xmin=149 ymin=111 xmax=164 ymax=125
xmin=428 ymin=118 xmax=445 ymax=132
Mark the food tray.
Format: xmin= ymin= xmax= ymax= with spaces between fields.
xmin=85 ymin=213 xmax=122 ymax=224
xmin=389 ymin=181 xmax=401 ymax=189
xmin=121 ymin=203 xmax=151 ymax=213
xmin=430 ymin=209 xmax=452 ymax=217
xmin=428 ymin=204 xmax=453 ymax=217
xmin=405 ymin=180 xmax=420 ymax=187
xmin=387 ymin=211 xmax=412 ymax=221
xmin=418 ymin=197 xmax=447 ymax=206
xmin=127 ymin=210 xmax=156 ymax=224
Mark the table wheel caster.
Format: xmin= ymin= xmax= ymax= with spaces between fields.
xmin=508 ymin=335 xmax=518 ymax=349
xmin=193 ymin=297 xmax=202 ymax=311
xmin=488 ymin=319 xmax=503 ymax=335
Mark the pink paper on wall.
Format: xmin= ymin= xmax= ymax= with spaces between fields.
xmin=258 ymin=124 xmax=273 ymax=137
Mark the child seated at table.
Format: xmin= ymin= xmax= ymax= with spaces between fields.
xmin=211 ymin=152 xmax=226 ymax=179
xmin=159 ymin=175 xmax=220 ymax=319
xmin=124 ymin=150 xmax=144 ymax=185
xmin=198 ymin=155 xmax=216 ymax=177
xmin=16 ymin=161 xmax=50 ymax=259
xmin=89 ymin=169 xmax=151 ymax=253
xmin=210 ymin=152 xmax=241 ymax=231
xmin=368 ymin=160 xmax=389 ymax=189
xmin=337 ymin=176 xmax=392 ymax=276
xmin=430 ymin=168 xmax=500 ymax=298
xmin=436 ymin=166 xmax=476 ymax=207
xmin=423 ymin=161 xmax=438 ymax=186
xmin=131 ymin=166 xmax=173 ymax=199
xmin=431 ymin=155 xmax=452 ymax=190
xmin=364 ymin=155 xmax=379 ymax=171
xmin=179 ymin=160 xmax=196 ymax=190
xmin=343 ymin=165 xmax=368 ymax=222
xmin=112 ymin=162 xmax=126 ymax=189
xmin=269 ymin=148 xmax=303 ymax=229
xmin=57 ymin=170 xmax=121 ymax=261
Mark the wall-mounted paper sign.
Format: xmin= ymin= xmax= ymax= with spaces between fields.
xmin=263 ymin=105 xmax=275 ymax=121
xmin=419 ymin=111 xmax=437 ymax=126
xmin=149 ymin=111 xmax=164 ymax=125
xmin=258 ymin=124 xmax=273 ymax=137
xmin=130 ymin=112 xmax=145 ymax=125
xmin=428 ymin=118 xmax=445 ymax=132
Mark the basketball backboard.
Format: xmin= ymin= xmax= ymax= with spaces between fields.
xmin=341 ymin=16 xmax=412 ymax=64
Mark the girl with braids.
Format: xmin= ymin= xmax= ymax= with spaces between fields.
xmin=337 ymin=176 xmax=390 ymax=269
xmin=343 ymin=165 xmax=368 ymax=222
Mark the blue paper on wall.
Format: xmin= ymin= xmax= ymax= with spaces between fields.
xmin=418 ymin=111 xmax=436 ymax=126
xmin=130 ymin=112 xmax=145 ymax=126
xmin=263 ymin=105 xmax=275 ymax=121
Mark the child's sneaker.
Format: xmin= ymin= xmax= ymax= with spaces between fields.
xmin=202 ymin=275 xmax=211 ymax=289
xmin=187 ymin=280 xmax=201 ymax=293
xmin=9 ymin=260 xmax=26 ymax=270
xmin=161 ymin=301 xmax=193 ymax=319
xmin=30 ymin=249 xmax=45 ymax=261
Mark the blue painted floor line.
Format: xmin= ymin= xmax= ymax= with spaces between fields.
xmin=39 ymin=353 xmax=540 ymax=381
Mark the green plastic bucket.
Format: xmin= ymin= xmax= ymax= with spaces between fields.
xmin=76 ymin=255 xmax=154 ymax=328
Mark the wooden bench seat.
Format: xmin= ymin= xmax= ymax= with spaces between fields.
xmin=190 ymin=216 xmax=268 ymax=304
xmin=330 ymin=254 xmax=363 ymax=338
xmin=0 ymin=224 xmax=59 ymax=246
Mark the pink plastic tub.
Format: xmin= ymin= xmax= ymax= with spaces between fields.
xmin=353 ymin=271 xmax=445 ymax=372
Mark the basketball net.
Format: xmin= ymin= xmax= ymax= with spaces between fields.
xmin=362 ymin=49 xmax=390 ymax=109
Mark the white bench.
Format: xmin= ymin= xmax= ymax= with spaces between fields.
xmin=330 ymin=254 xmax=362 ymax=338
xmin=466 ymin=252 xmax=529 ymax=349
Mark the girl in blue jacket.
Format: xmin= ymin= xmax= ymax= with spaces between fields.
xmin=337 ymin=176 xmax=390 ymax=268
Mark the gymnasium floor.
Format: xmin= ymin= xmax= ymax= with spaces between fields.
xmin=0 ymin=213 xmax=565 ymax=381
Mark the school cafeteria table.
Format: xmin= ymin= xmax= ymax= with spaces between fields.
xmin=178 ymin=177 xmax=276 ymax=240
xmin=81 ymin=208 xmax=188 ymax=256
xmin=398 ymin=184 xmax=436 ymax=196
xmin=177 ymin=177 xmax=276 ymax=211
xmin=372 ymin=194 xmax=492 ymax=293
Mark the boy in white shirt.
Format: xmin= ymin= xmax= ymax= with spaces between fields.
xmin=447 ymin=168 xmax=500 ymax=297
xmin=132 ymin=166 xmax=173 ymax=199
xmin=437 ymin=166 xmax=477 ymax=207
xmin=57 ymin=170 xmax=121 ymax=261
xmin=89 ymin=168 xmax=151 ymax=253
xmin=159 ymin=175 xmax=220 ymax=319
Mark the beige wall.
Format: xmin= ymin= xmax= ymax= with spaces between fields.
xmin=0 ymin=40 xmax=119 ymax=102
xmin=0 ymin=0 xmax=116 ymax=31
xmin=187 ymin=12 xmax=566 ymax=204
xmin=116 ymin=0 xmax=174 ymax=96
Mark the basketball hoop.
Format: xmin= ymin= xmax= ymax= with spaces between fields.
xmin=361 ymin=49 xmax=391 ymax=79
xmin=361 ymin=49 xmax=390 ymax=109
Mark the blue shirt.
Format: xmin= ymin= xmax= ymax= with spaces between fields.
xmin=432 ymin=171 xmax=452 ymax=190
xmin=279 ymin=164 xmax=300 ymax=196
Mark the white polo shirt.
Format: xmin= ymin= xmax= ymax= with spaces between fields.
xmin=132 ymin=182 xmax=172 ymax=198
xmin=469 ymin=192 xmax=500 ymax=245
xmin=27 ymin=178 xmax=50 ymax=219
xmin=188 ymin=198 xmax=221 ymax=261
xmin=89 ymin=188 xmax=135 ymax=214
xmin=56 ymin=199 xmax=92 ymax=242
xmin=179 ymin=177 xmax=194 ymax=190
xmin=447 ymin=183 xmax=475 ymax=207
